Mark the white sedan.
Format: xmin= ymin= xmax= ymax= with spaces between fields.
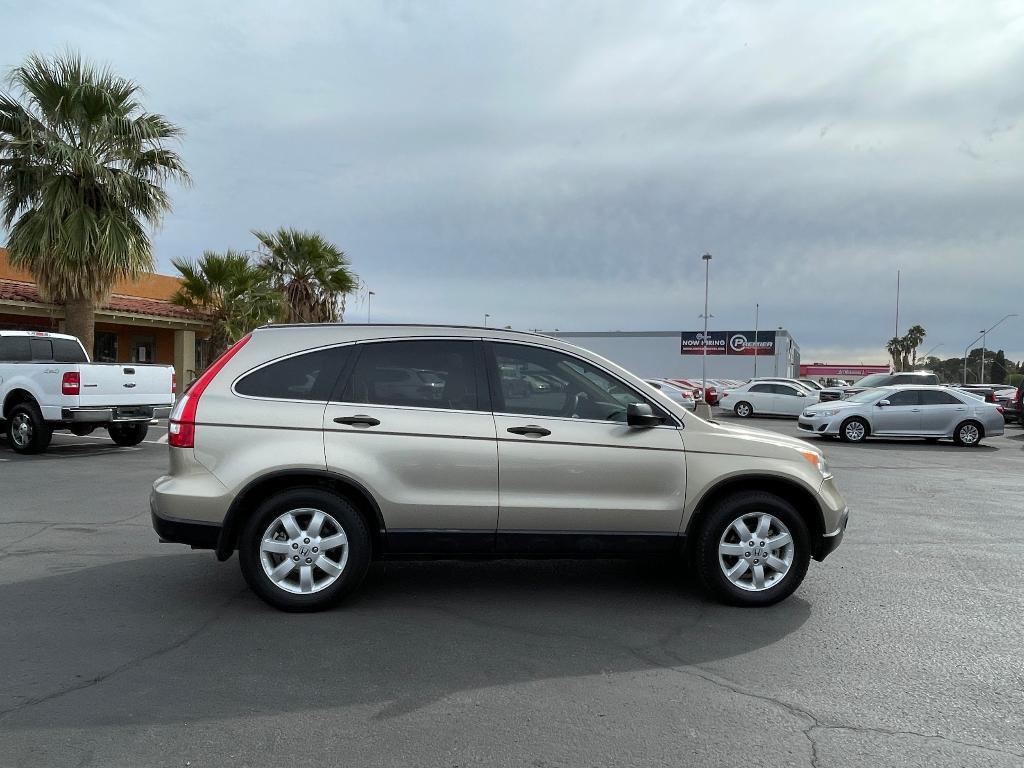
xmin=718 ymin=381 xmax=813 ymax=418
xmin=645 ymin=379 xmax=697 ymax=410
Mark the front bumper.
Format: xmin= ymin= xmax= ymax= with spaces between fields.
xmin=817 ymin=506 xmax=849 ymax=560
xmin=798 ymin=413 xmax=841 ymax=436
xmin=62 ymin=405 xmax=172 ymax=423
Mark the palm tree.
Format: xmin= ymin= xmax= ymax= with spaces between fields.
xmin=904 ymin=324 xmax=927 ymax=368
xmin=0 ymin=52 xmax=189 ymax=355
xmin=171 ymin=251 xmax=281 ymax=358
xmin=886 ymin=336 xmax=905 ymax=372
xmin=254 ymin=228 xmax=358 ymax=323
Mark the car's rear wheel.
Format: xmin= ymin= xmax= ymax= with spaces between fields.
xmin=734 ymin=401 xmax=753 ymax=418
xmin=5 ymin=403 xmax=52 ymax=454
xmin=953 ymin=420 xmax=983 ymax=447
xmin=839 ymin=417 xmax=869 ymax=443
xmin=239 ymin=488 xmax=371 ymax=611
xmin=108 ymin=422 xmax=149 ymax=446
xmin=695 ymin=491 xmax=811 ymax=606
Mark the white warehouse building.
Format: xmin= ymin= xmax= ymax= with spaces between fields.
xmin=548 ymin=329 xmax=801 ymax=381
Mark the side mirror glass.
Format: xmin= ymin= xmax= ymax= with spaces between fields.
xmin=797 ymin=391 xmax=806 ymax=397
xmin=877 ymin=399 xmax=890 ymax=407
xmin=627 ymin=402 xmax=663 ymax=428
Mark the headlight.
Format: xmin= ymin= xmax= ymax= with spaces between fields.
xmin=800 ymin=450 xmax=831 ymax=477
xmin=817 ymin=408 xmax=841 ymax=417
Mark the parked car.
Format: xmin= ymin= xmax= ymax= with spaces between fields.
xmin=667 ymin=378 xmax=718 ymax=405
xmin=798 ymin=385 xmax=1003 ymax=445
xmin=152 ymin=325 xmax=848 ymax=611
xmin=818 ymin=371 xmax=937 ymax=402
xmin=717 ymin=380 xmax=814 ymax=418
xmin=1 ymin=330 xmax=174 ymax=454
xmin=746 ymin=377 xmax=819 ymax=397
xmin=797 ymin=378 xmax=825 ymax=391
xmin=999 ymin=384 xmax=1023 ymax=423
xmin=644 ymin=379 xmax=697 ymax=410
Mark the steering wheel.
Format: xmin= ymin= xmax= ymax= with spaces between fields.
xmin=565 ymin=391 xmax=588 ymax=418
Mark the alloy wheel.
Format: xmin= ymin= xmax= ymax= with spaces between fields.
xmin=259 ymin=508 xmax=349 ymax=595
xmin=844 ymin=420 xmax=866 ymax=442
xmin=959 ymin=423 xmax=980 ymax=445
xmin=10 ymin=414 xmax=32 ymax=449
xmin=718 ymin=512 xmax=794 ymax=592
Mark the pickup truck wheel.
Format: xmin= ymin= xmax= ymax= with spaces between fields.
xmin=695 ymin=491 xmax=811 ymax=607
xmin=239 ymin=488 xmax=371 ymax=612
xmin=108 ymin=422 xmax=149 ymax=447
xmin=6 ymin=403 xmax=53 ymax=455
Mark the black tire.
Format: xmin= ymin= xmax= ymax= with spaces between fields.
xmin=734 ymin=401 xmax=753 ymax=418
xmin=694 ymin=491 xmax=811 ymax=607
xmin=953 ymin=420 xmax=983 ymax=447
xmin=839 ymin=417 xmax=869 ymax=443
xmin=108 ymin=422 xmax=149 ymax=446
xmin=5 ymin=403 xmax=53 ymax=455
xmin=70 ymin=424 xmax=96 ymax=437
xmin=239 ymin=488 xmax=372 ymax=612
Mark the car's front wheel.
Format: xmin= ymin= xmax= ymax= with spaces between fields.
xmin=239 ymin=488 xmax=371 ymax=611
xmin=108 ymin=422 xmax=149 ymax=446
xmin=695 ymin=491 xmax=811 ymax=606
xmin=839 ymin=417 xmax=869 ymax=443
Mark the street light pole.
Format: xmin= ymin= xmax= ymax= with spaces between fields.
xmin=484 ymin=313 xmax=490 ymax=327
xmin=962 ymin=314 xmax=1018 ymax=383
xmin=753 ymin=303 xmax=759 ymax=378
xmin=701 ymin=253 xmax=712 ymax=396
xmin=979 ymin=329 xmax=986 ymax=383
xmin=367 ymin=290 xmax=375 ymax=324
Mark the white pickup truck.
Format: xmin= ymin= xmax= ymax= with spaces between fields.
xmin=0 ymin=330 xmax=174 ymax=454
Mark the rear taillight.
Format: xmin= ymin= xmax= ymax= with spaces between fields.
xmin=168 ymin=334 xmax=251 ymax=449
xmin=61 ymin=371 xmax=80 ymax=395
xmin=996 ymin=405 xmax=1004 ymax=414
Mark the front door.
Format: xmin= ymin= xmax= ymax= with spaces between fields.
xmin=487 ymin=341 xmax=686 ymax=554
xmin=872 ymin=389 xmax=921 ymax=434
xmin=771 ymin=383 xmax=809 ymax=416
xmin=322 ymin=338 xmax=498 ymax=554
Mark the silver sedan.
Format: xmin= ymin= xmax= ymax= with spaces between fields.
xmin=797 ymin=385 xmax=1004 ymax=446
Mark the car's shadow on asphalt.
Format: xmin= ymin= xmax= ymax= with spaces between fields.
xmin=0 ymin=553 xmax=810 ymax=728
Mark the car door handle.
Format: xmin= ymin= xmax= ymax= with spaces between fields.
xmin=333 ymin=415 xmax=381 ymax=426
xmin=507 ymin=425 xmax=551 ymax=436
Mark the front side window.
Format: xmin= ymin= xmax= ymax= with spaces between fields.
xmin=343 ymin=340 xmax=480 ymax=411
xmin=491 ymin=343 xmax=664 ymax=422
xmin=0 ymin=337 xmax=31 ymax=362
xmin=773 ymin=384 xmax=801 ymax=397
xmin=885 ymin=390 xmax=920 ymax=406
xmin=236 ymin=347 xmax=350 ymax=401
xmin=748 ymin=384 xmax=774 ymax=394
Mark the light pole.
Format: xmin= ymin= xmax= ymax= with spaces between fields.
xmin=367 ymin=290 xmax=375 ymax=323
xmin=483 ymin=313 xmax=490 ymax=327
xmin=962 ymin=314 xmax=1017 ymax=383
xmin=701 ymin=253 xmax=712 ymax=395
xmin=979 ymin=329 xmax=986 ymax=383
xmin=753 ymin=303 xmax=760 ymax=378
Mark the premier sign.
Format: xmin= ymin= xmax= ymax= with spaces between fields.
xmin=680 ymin=330 xmax=777 ymax=356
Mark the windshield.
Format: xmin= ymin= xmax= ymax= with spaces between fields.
xmin=854 ymin=373 xmax=891 ymax=387
xmin=845 ymin=388 xmax=888 ymax=403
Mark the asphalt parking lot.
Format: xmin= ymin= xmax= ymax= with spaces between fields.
xmin=1 ymin=417 xmax=1022 ymax=767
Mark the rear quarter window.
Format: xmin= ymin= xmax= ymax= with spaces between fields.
xmin=234 ymin=347 xmax=350 ymax=401
xmin=51 ymin=339 xmax=88 ymax=363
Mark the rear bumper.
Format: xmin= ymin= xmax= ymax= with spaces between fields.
xmin=61 ymin=405 xmax=172 ymax=423
xmin=151 ymin=499 xmax=221 ymax=550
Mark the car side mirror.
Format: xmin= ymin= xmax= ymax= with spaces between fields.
xmin=877 ymin=399 xmax=890 ymax=407
xmin=627 ymin=402 xmax=663 ymax=428
xmin=798 ymin=392 xmax=806 ymax=397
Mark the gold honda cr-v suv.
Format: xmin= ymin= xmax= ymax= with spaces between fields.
xmin=152 ymin=325 xmax=848 ymax=611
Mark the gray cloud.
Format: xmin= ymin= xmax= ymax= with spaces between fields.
xmin=4 ymin=0 xmax=1024 ymax=361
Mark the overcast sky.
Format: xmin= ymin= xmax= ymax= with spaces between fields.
xmin=5 ymin=0 xmax=1024 ymax=362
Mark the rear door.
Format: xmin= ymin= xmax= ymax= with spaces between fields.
xmin=872 ymin=389 xmax=921 ymax=434
xmin=322 ymin=338 xmax=498 ymax=555
xmin=918 ymin=389 xmax=968 ymax=435
xmin=487 ymin=341 xmax=686 ymax=553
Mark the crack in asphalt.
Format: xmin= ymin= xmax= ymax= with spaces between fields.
xmin=406 ymin=600 xmax=1024 ymax=765
xmin=0 ymin=587 xmax=245 ymax=722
